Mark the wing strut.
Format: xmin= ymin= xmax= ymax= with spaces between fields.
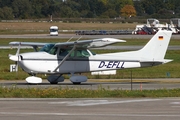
xmin=53 ymin=36 xmax=82 ymax=72
xmin=32 ymin=46 xmax=38 ymax=52
xmin=53 ymin=44 xmax=76 ymax=72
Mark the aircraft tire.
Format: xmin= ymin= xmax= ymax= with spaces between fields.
xmin=73 ymin=82 xmax=81 ymax=85
xmin=50 ymin=82 xmax=58 ymax=84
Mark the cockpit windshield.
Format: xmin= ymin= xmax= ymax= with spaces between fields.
xmin=39 ymin=44 xmax=55 ymax=53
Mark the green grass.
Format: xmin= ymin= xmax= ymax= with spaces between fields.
xmin=0 ymin=22 xmax=137 ymax=35
xmin=0 ymin=86 xmax=180 ymax=98
xmin=0 ymin=48 xmax=180 ymax=80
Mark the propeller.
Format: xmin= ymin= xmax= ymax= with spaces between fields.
xmin=9 ymin=42 xmax=21 ymax=73
xmin=9 ymin=42 xmax=21 ymax=62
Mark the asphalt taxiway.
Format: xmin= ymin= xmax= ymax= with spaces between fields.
xmin=0 ymin=98 xmax=180 ymax=120
xmin=1 ymin=79 xmax=180 ymax=90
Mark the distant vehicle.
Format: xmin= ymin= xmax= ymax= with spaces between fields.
xmin=132 ymin=18 xmax=180 ymax=35
xmin=50 ymin=26 xmax=58 ymax=36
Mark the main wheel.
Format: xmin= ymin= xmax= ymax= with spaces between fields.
xmin=50 ymin=82 xmax=58 ymax=84
xmin=73 ymin=82 xmax=81 ymax=85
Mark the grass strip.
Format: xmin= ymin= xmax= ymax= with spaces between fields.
xmin=0 ymin=85 xmax=180 ymax=98
xmin=1 ymin=49 xmax=180 ymax=80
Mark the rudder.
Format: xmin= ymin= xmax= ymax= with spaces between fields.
xmin=139 ymin=30 xmax=172 ymax=60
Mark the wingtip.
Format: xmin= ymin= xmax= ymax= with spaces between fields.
xmin=163 ymin=59 xmax=173 ymax=64
xmin=101 ymin=38 xmax=126 ymax=42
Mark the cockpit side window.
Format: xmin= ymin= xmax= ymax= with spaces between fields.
xmin=58 ymin=49 xmax=91 ymax=58
xmin=59 ymin=49 xmax=69 ymax=56
xmin=83 ymin=50 xmax=91 ymax=56
xmin=74 ymin=50 xmax=90 ymax=57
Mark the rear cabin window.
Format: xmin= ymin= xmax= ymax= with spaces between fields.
xmin=59 ymin=49 xmax=90 ymax=57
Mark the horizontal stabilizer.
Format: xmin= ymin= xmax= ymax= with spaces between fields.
xmin=140 ymin=59 xmax=173 ymax=65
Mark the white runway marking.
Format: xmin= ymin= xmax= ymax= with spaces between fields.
xmin=170 ymin=102 xmax=180 ymax=107
xmin=170 ymin=102 xmax=180 ymax=104
xmin=1 ymin=112 xmax=180 ymax=117
xmin=49 ymin=99 xmax=161 ymax=106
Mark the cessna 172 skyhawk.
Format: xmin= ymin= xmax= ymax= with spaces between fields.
xmin=9 ymin=30 xmax=172 ymax=84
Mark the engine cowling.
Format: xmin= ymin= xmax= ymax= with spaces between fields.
xmin=70 ymin=75 xmax=87 ymax=83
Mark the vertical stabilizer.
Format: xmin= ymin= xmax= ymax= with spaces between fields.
xmin=139 ymin=30 xmax=172 ymax=60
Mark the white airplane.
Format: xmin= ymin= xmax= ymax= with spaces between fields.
xmin=9 ymin=30 xmax=172 ymax=84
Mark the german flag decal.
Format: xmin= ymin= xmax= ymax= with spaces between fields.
xmin=158 ymin=36 xmax=163 ymax=40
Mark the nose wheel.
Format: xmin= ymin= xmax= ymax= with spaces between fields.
xmin=26 ymin=76 xmax=42 ymax=84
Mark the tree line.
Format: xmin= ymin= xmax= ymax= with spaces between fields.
xmin=0 ymin=0 xmax=180 ymax=20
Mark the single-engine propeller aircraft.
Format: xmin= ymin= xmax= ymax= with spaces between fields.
xmin=9 ymin=30 xmax=172 ymax=84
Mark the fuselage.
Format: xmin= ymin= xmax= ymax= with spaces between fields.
xmin=18 ymin=50 xmax=153 ymax=75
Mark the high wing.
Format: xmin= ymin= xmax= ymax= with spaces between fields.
xmin=9 ymin=42 xmax=49 ymax=51
xmin=9 ymin=38 xmax=126 ymax=51
xmin=9 ymin=38 xmax=126 ymax=49
xmin=9 ymin=41 xmax=48 ymax=47
xmin=55 ymin=38 xmax=126 ymax=48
